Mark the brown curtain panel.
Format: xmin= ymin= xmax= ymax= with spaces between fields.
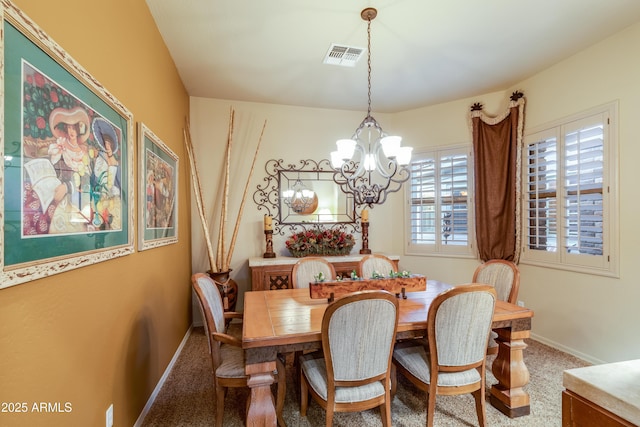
xmin=470 ymin=92 xmax=525 ymax=263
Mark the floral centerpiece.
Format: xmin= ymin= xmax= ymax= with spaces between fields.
xmin=371 ymin=270 xmax=412 ymax=279
xmin=285 ymin=227 xmax=355 ymax=258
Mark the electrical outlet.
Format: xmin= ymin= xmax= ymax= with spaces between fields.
xmin=106 ymin=404 xmax=113 ymax=427
xmin=517 ymin=300 xmax=525 ymax=307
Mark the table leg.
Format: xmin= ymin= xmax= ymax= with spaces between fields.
xmin=489 ymin=327 xmax=531 ymax=417
xmin=245 ymin=360 xmax=277 ymax=426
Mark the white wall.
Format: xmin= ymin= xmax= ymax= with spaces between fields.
xmin=188 ymin=100 xmax=399 ymax=305
xmin=190 ymin=21 xmax=640 ymax=363
xmin=397 ymin=22 xmax=640 ymax=364
xmin=507 ymin=22 xmax=640 ymax=364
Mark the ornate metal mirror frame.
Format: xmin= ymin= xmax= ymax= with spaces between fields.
xmin=253 ymin=159 xmax=360 ymax=235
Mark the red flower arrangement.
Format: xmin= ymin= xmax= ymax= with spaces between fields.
xmin=285 ymin=228 xmax=355 ymax=257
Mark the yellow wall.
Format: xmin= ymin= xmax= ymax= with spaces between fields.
xmin=1 ymin=1 xmax=191 ymax=426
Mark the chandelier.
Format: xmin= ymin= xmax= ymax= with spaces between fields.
xmin=331 ymin=7 xmax=412 ymax=207
xmin=282 ymin=175 xmax=316 ymax=214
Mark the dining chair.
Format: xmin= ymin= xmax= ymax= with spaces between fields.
xmin=392 ymin=284 xmax=497 ymax=427
xmin=191 ymin=273 xmax=286 ymax=427
xmin=472 ymin=259 xmax=520 ymax=354
xmin=291 ymin=256 xmax=336 ymax=288
xmin=290 ymin=257 xmax=338 ymax=381
xmin=357 ymin=253 xmax=397 ymax=279
xmin=300 ymin=290 xmax=399 ymax=427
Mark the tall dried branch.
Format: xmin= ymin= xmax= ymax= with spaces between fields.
xmin=218 ymin=107 xmax=235 ymax=271
xmin=226 ymin=119 xmax=267 ymax=269
xmin=183 ymin=120 xmax=217 ymax=272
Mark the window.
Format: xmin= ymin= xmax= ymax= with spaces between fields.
xmin=406 ymin=145 xmax=474 ymax=256
xmin=522 ymin=102 xmax=618 ymax=276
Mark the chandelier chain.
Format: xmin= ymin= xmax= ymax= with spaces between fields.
xmin=366 ymin=17 xmax=372 ymax=118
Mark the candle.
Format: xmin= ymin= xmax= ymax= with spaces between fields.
xmin=263 ymin=215 xmax=272 ymax=231
xmin=361 ymin=209 xmax=369 ymax=223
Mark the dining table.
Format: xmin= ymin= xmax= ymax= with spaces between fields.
xmin=242 ymin=279 xmax=534 ymax=426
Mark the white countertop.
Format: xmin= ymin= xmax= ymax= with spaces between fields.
xmin=563 ymin=359 xmax=640 ymax=425
xmin=249 ymin=253 xmax=400 ymax=267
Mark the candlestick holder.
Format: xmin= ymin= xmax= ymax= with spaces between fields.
xmin=263 ymin=229 xmax=276 ymax=258
xmin=360 ymin=221 xmax=372 ymax=254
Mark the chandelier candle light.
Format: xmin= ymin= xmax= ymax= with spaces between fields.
xmin=331 ymin=7 xmax=413 ymax=207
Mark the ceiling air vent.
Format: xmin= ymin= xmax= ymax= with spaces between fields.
xmin=323 ymin=44 xmax=365 ymax=67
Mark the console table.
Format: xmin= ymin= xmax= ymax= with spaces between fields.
xmin=248 ymin=254 xmax=400 ymax=291
xmin=562 ymin=359 xmax=640 ymax=426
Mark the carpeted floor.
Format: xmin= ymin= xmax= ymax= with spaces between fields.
xmin=141 ymin=327 xmax=589 ymax=426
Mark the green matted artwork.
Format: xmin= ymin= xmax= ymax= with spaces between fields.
xmin=1 ymin=0 xmax=134 ymax=289
xmin=138 ymin=122 xmax=178 ymax=250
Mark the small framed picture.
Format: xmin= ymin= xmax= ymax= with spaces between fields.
xmin=138 ymin=122 xmax=178 ymax=250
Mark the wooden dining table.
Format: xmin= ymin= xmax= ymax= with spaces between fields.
xmin=242 ymin=280 xmax=534 ymax=426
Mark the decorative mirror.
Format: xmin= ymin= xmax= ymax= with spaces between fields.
xmin=253 ymin=159 xmax=359 ymax=235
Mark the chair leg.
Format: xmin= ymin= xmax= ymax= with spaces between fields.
xmin=294 ymin=351 xmax=302 ymax=401
xmin=379 ymin=393 xmax=392 ymax=426
xmin=276 ymin=357 xmax=287 ymax=427
xmin=426 ymin=386 xmax=436 ymax=427
xmin=215 ymin=384 xmax=226 ymax=427
xmin=472 ymin=387 xmax=487 ymax=427
xmin=390 ymin=363 xmax=397 ymax=397
xmin=300 ymin=373 xmax=309 ymax=416
xmin=325 ymin=405 xmax=334 ymax=427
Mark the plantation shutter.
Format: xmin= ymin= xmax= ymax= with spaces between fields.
xmin=563 ymin=118 xmax=604 ymax=256
xmin=409 ymin=157 xmax=436 ymax=245
xmin=526 ymin=133 xmax=558 ymax=252
xmin=440 ymin=153 xmax=469 ymax=245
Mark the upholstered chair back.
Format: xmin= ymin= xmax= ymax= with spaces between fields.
xmin=325 ymin=292 xmax=399 ymax=381
xmin=192 ymin=274 xmax=226 ymax=367
xmin=358 ymin=254 xmax=397 ymax=279
xmin=472 ymin=259 xmax=520 ymax=303
xmin=432 ymin=287 xmax=497 ymax=367
xmin=292 ymin=257 xmax=336 ymax=288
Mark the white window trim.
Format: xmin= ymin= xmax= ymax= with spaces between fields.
xmin=404 ymin=144 xmax=475 ymax=258
xmin=520 ymin=101 xmax=619 ymax=278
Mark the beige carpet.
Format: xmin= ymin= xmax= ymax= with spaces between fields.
xmin=141 ymin=327 xmax=589 ymax=426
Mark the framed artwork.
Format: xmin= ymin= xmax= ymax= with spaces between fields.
xmin=1 ymin=1 xmax=135 ymax=289
xmin=138 ymin=122 xmax=178 ymax=250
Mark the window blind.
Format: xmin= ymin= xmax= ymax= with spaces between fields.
xmin=564 ymin=124 xmax=604 ymax=255
xmin=408 ymin=148 xmax=470 ymax=251
xmin=439 ymin=153 xmax=469 ymax=246
xmin=526 ymin=136 xmax=558 ymax=252
xmin=409 ymin=157 xmax=436 ymax=244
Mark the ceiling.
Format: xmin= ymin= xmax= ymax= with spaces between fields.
xmin=146 ymin=0 xmax=640 ymax=113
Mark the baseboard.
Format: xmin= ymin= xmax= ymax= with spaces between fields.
xmin=530 ymin=332 xmax=606 ymax=365
xmin=133 ymin=325 xmax=193 ymax=427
